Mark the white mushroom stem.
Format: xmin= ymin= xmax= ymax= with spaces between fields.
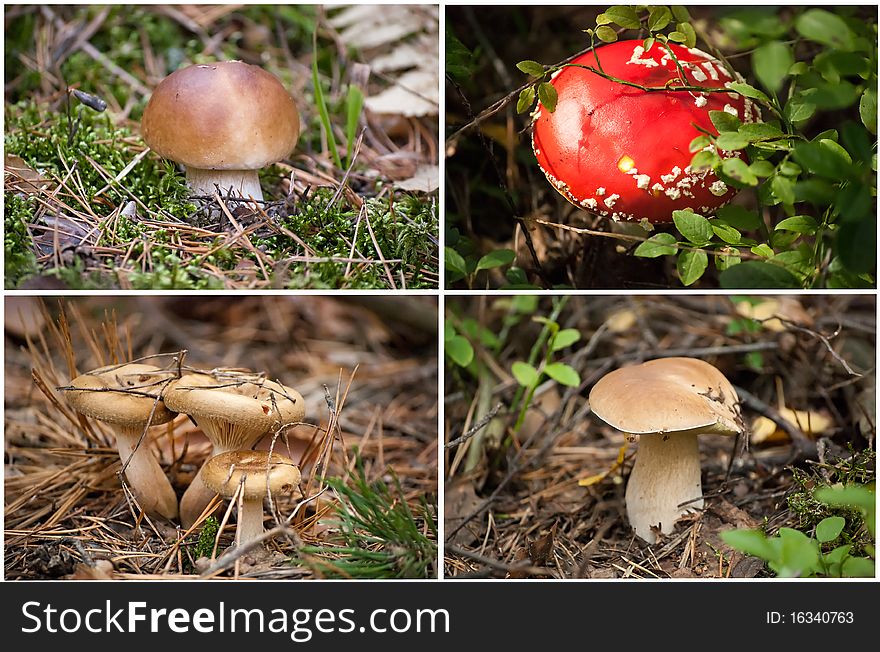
xmin=625 ymin=431 xmax=704 ymax=543
xmin=185 ymin=168 xmax=263 ymax=202
xmin=235 ymin=495 xmax=266 ymax=547
xmin=115 ymin=426 xmax=179 ymax=520
xmin=180 ymin=461 xmax=220 ymax=528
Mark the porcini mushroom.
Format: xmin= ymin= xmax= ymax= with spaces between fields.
xmin=164 ymin=372 xmax=305 ymax=527
xmin=532 ymin=40 xmax=761 ymax=224
xmin=141 ymin=61 xmax=300 ymax=202
xmin=63 ymin=363 xmax=179 ymax=520
xmin=588 ymin=357 xmax=743 ymax=542
xmin=201 ymin=450 xmax=301 ymax=546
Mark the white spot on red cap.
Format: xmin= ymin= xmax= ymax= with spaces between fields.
xmin=627 ymin=46 xmax=659 ymax=68
xmin=694 ymin=94 xmax=708 ymax=108
xmin=596 ymin=187 xmax=606 ymax=196
xmin=709 ymin=180 xmax=728 ymax=196
xmin=723 ymin=104 xmax=739 ymax=117
xmin=604 ymin=193 xmax=620 ymax=208
xmin=701 ymin=61 xmax=720 ymax=81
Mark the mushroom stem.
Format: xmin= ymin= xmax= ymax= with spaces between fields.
xmin=235 ymin=496 xmax=265 ymax=546
xmin=115 ymin=427 xmax=179 ymax=520
xmin=185 ymin=168 xmax=263 ymax=202
xmin=179 ymin=465 xmax=217 ymax=528
xmin=625 ymin=431 xmax=704 ymax=543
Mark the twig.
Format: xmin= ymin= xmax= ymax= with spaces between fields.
xmin=445 ymin=402 xmax=504 ymax=449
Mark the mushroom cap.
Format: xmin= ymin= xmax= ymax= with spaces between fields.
xmin=532 ymin=40 xmax=760 ymax=223
xmin=202 ymin=450 xmax=301 ymax=500
xmin=589 ymin=357 xmax=742 ymax=435
xmin=163 ymin=372 xmax=305 ymax=435
xmin=65 ymin=363 xmax=176 ymax=428
xmin=142 ymin=61 xmax=300 ymax=170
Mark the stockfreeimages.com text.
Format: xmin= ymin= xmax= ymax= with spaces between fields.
xmin=21 ymin=601 xmax=450 ymax=642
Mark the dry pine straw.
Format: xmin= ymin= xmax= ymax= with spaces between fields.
xmin=4 ymin=297 xmax=437 ymax=579
xmin=443 ymin=295 xmax=874 ymax=579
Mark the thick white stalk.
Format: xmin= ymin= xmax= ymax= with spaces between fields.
xmin=186 ymin=167 xmax=263 ymax=202
xmin=625 ymin=431 xmax=704 ymax=543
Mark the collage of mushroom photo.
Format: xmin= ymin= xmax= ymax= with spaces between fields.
xmin=1 ymin=0 xmax=877 ymax=596
xmin=3 ymin=3 xmax=441 ymax=582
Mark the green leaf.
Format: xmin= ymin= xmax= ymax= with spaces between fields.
xmin=676 ymin=23 xmax=697 ymax=48
xmin=785 ymin=96 xmax=817 ymax=123
xmin=673 ymin=210 xmax=713 ymax=245
xmin=511 ymin=361 xmax=540 ymax=387
xmin=749 ymin=160 xmax=775 ymax=178
xmin=601 ymin=5 xmax=641 ymax=29
xmin=634 ymin=232 xmax=677 ymax=257
xmin=860 ymin=87 xmax=877 ymax=135
xmin=445 ymin=246 xmax=468 ymax=278
xmin=815 ymin=516 xmax=846 ymax=544
xmin=516 ymin=60 xmax=546 ymax=77
xmin=446 ymin=336 xmax=474 ymax=367
xmin=595 ymin=25 xmax=618 ymax=43
xmin=716 ymin=132 xmax=749 ymax=151
xmin=345 ymin=85 xmax=364 ymax=165
xmin=551 ymin=328 xmax=581 ymax=352
xmin=719 ymin=261 xmax=801 ymax=288
xmin=690 ymin=150 xmax=719 ymax=171
xmin=835 ymin=183 xmax=873 ymax=224
xmin=710 ymin=110 xmax=742 ymax=133
xmin=711 ymin=223 xmax=742 ymax=244
xmin=774 ymin=528 xmax=820 ymax=577
xmin=837 ymin=216 xmax=877 ymax=274
xmin=445 ymin=27 xmax=476 ymax=81
xmin=544 ymin=362 xmax=581 ymax=387
xmin=677 ymin=249 xmax=709 ymax=286
xmin=643 ymin=36 xmax=655 ymax=52
xmin=716 ymin=205 xmax=763 ymax=231
xmin=795 ymin=9 xmax=856 ymax=51
xmin=752 ymin=41 xmax=794 ymax=94
xmin=476 ymin=249 xmax=515 ymax=272
xmin=516 ymin=86 xmax=536 ymax=114
xmin=792 ymin=141 xmax=852 ymax=180
xmin=738 ymin=122 xmax=785 ymax=142
xmin=689 ymin=135 xmax=711 ymax=153
xmin=647 ymin=6 xmax=672 ymax=32
xmin=726 ymin=81 xmax=770 ymax=104
xmin=775 ymin=215 xmax=818 ymax=235
xmin=720 ymin=529 xmax=776 ymax=560
xmin=715 ymin=247 xmax=741 ymax=271
xmin=751 ymin=244 xmax=775 ymax=258
xmin=841 ymin=557 xmax=875 ymax=578
xmin=771 ymin=174 xmax=796 ymax=205
xmin=721 ymin=157 xmax=758 ymax=186
xmin=537 ymin=82 xmax=558 ymax=112
xmin=670 ymin=6 xmax=691 ymax=23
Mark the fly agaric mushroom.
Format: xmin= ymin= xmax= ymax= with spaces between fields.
xmin=141 ymin=61 xmax=300 ymax=202
xmin=588 ymin=357 xmax=743 ymax=542
xmin=532 ymin=40 xmax=761 ymax=224
xmin=164 ymin=372 xmax=305 ymax=527
xmin=63 ymin=363 xmax=179 ymax=520
xmin=201 ymin=450 xmax=301 ymax=547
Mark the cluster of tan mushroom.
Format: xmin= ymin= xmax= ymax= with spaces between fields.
xmin=61 ymin=363 xmax=305 ymax=548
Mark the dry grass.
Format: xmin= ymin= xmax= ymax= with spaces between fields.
xmin=5 ymin=296 xmax=438 ymax=579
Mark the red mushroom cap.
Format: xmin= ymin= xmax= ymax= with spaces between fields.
xmin=532 ymin=40 xmax=761 ymax=224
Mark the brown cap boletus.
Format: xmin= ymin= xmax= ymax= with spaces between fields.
xmin=589 ymin=357 xmax=743 ymax=543
xmin=142 ymin=61 xmax=300 ymax=202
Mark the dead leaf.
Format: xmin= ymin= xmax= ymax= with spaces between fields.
xmin=4 ymin=153 xmax=53 ymax=194
xmin=394 ymin=164 xmax=439 ymax=192
xmin=751 ymin=407 xmax=833 ymax=444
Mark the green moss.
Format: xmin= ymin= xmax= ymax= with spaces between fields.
xmin=4 ymin=194 xmax=39 ymax=287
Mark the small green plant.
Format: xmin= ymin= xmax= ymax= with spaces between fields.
xmin=445 ymin=245 xmax=518 ymax=288
xmin=295 ymin=455 xmax=437 ymax=579
xmin=193 ymin=516 xmax=221 ymax=560
xmin=512 ymin=5 xmax=876 ymax=288
xmin=721 ymin=483 xmax=875 ymax=577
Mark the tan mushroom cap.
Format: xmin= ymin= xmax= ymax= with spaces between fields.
xmin=202 ymin=450 xmax=301 ymax=500
xmin=163 ymin=373 xmax=304 ymax=439
xmin=141 ymin=61 xmax=300 ymax=170
xmin=65 ymin=363 xmax=176 ymax=427
xmin=588 ymin=357 xmax=742 ymax=436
